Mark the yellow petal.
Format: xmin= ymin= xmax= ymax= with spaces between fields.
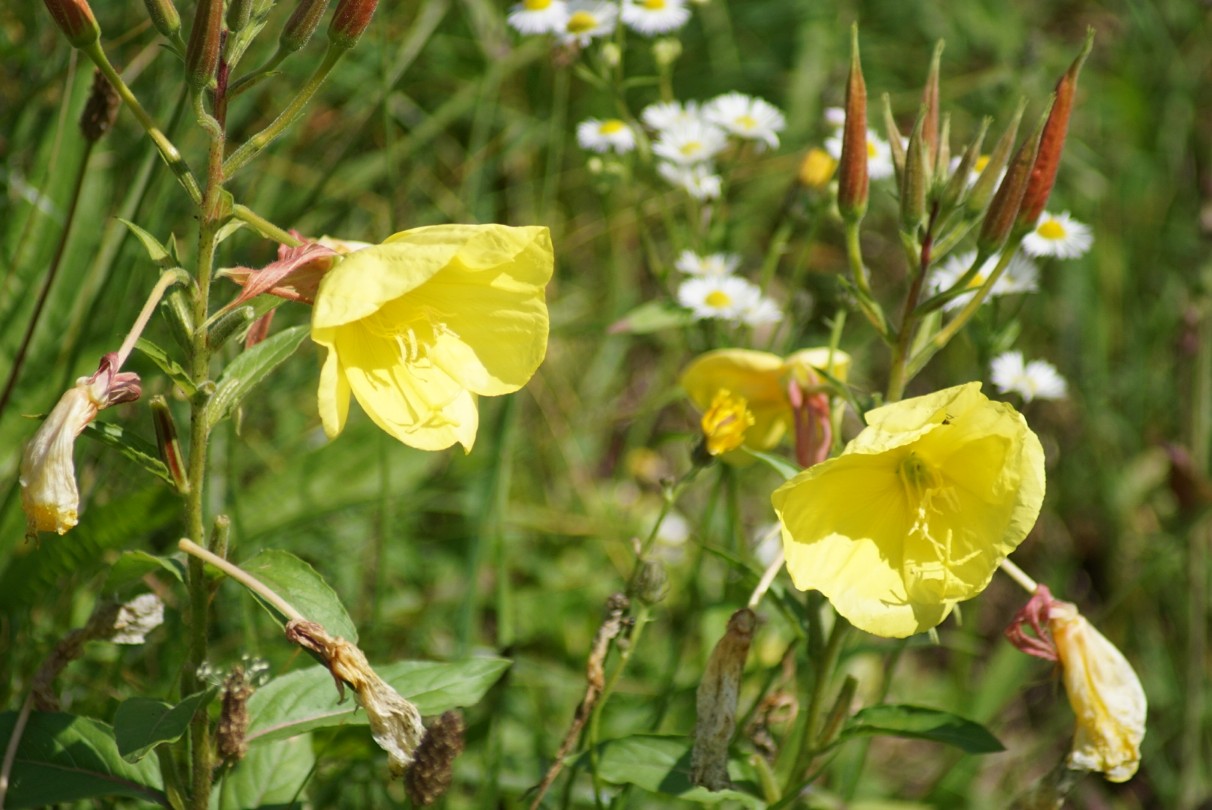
xmin=314 ymin=330 xmax=351 ymax=439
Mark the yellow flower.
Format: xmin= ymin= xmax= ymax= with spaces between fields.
xmin=798 ymin=147 xmax=837 ymax=189
xmin=700 ymin=390 xmax=754 ymax=456
xmin=680 ymin=347 xmax=851 ymax=453
xmin=311 ymin=224 xmax=553 ymax=452
xmin=1049 ymin=600 xmax=1146 ymax=782
xmin=772 ymin=382 xmax=1045 ymax=638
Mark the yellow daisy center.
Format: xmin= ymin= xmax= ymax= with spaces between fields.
xmin=966 ymin=273 xmax=986 ymax=290
xmin=973 ymin=154 xmax=991 ymax=174
xmin=705 ymin=290 xmax=733 ymax=308
xmin=866 ymin=140 xmax=878 ymax=159
xmin=680 ymin=140 xmax=704 ymax=157
xmin=599 ymin=119 xmax=626 ymax=135
xmin=643 ymin=0 xmax=667 ymax=8
xmin=1037 ymin=219 xmax=1067 ymax=240
xmin=566 ymin=11 xmax=598 ymax=33
xmin=523 ymin=0 xmax=552 ymax=9
xmin=735 ymin=114 xmax=758 ymax=130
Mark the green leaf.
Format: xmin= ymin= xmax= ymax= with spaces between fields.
xmin=608 ymin=300 xmax=699 ymax=334
xmin=114 ymin=691 xmax=215 ymax=762
xmin=0 ymin=711 xmax=166 ymax=807
xmin=136 ymin=337 xmax=198 ymax=397
xmin=83 ymin=419 xmax=174 ymax=486
xmin=239 ymin=549 xmax=358 ymax=642
xmin=584 ymin=734 xmax=765 ymax=807
xmin=245 ymin=658 xmax=510 ymax=746
xmin=102 ymin=551 xmax=185 ymax=596
xmin=213 ymin=734 xmax=315 ymax=810
xmin=118 ymin=218 xmax=174 ymax=267
xmin=743 ymin=448 xmax=801 ymax=480
xmin=837 ymin=705 xmax=1004 ymax=754
xmin=205 ymin=325 xmax=309 ymax=430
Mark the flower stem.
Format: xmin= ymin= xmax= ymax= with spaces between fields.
xmin=232 ymin=204 xmax=304 ymax=246
xmin=785 ymin=619 xmax=850 ymax=790
xmin=178 ymin=539 xmax=305 ymax=621
xmin=998 ymin=557 xmax=1039 ymax=594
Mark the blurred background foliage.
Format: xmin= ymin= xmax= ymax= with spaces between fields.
xmin=1 ymin=0 xmax=1210 ymax=806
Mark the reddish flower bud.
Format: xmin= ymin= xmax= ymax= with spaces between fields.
xmin=920 ymin=40 xmax=943 ymax=175
xmin=184 ymin=0 xmax=223 ymax=89
xmin=977 ymin=110 xmax=1046 ymax=256
xmin=329 ymin=0 xmax=379 ymax=50
xmin=43 ymin=0 xmax=100 ymax=49
xmin=280 ymin=0 xmax=331 ymax=53
xmin=1018 ymin=30 xmax=1094 ymax=228
xmin=837 ymin=25 xmax=868 ymax=223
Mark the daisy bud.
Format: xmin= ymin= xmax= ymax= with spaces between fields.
xmin=837 ymin=25 xmax=869 ymax=223
xmin=691 ymin=608 xmax=756 ymax=791
xmin=20 ymin=354 xmax=141 ymax=537
xmin=404 ymin=711 xmax=465 ymax=806
xmin=977 ymin=110 xmax=1045 ymax=257
xmin=142 ymin=0 xmax=181 ymax=41
xmin=184 ymin=0 xmax=224 ymax=89
xmin=1018 ymin=30 xmax=1094 ymax=229
xmin=797 ymin=147 xmax=836 ymax=189
xmin=286 ymin=620 xmax=425 ymax=777
xmin=79 ymin=69 xmax=120 ymax=142
xmin=42 ymin=0 xmax=100 ymax=49
xmin=633 ymin=559 xmax=669 ymax=606
xmin=281 ymin=0 xmax=330 ymax=53
xmin=328 ymin=0 xmax=379 ymax=50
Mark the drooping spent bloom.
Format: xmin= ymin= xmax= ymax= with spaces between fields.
xmin=311 ymin=224 xmax=553 ymax=452
xmin=657 ymin=162 xmax=722 ymax=200
xmin=675 ymin=250 xmax=740 ymax=278
xmin=990 ymin=351 xmax=1068 ymax=402
xmin=704 ymin=92 xmax=786 ymax=149
xmin=576 ymin=118 xmax=636 ymax=154
xmin=506 ymin=0 xmax=569 ymax=35
xmin=1021 ymin=211 xmax=1093 ymax=259
xmin=927 ymin=250 xmax=1039 ymax=312
xmin=641 ymin=99 xmax=703 ymax=133
xmin=559 ymin=0 xmax=616 ymax=46
xmin=1006 ymin=586 xmax=1146 ymax=782
xmin=680 ymin=347 xmax=851 ymax=460
xmin=652 ymin=119 xmax=728 ymax=165
xmin=20 ymin=353 xmax=141 ymax=537
xmin=677 ymin=276 xmax=763 ymax=322
xmin=773 ymin=382 xmax=1046 ymax=638
xmin=620 ymin=0 xmax=690 ymax=36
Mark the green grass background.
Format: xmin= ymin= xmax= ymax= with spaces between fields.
xmin=1 ymin=0 xmax=1209 ymax=806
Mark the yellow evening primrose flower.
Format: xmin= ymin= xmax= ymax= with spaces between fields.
xmin=311 ymin=224 xmax=553 ymax=452
xmin=772 ymin=382 xmax=1045 ymax=638
xmin=700 ymin=390 xmax=754 ymax=456
xmin=680 ymin=347 xmax=851 ymax=453
xmin=1050 ymin=600 xmax=1146 ymax=782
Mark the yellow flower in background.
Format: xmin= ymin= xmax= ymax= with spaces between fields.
xmin=311 ymin=224 xmax=553 ymax=452
xmin=680 ymin=347 xmax=851 ymax=453
xmin=700 ymin=390 xmax=754 ymax=456
xmin=772 ymin=382 xmax=1045 ymax=638
xmin=1049 ymin=600 xmax=1146 ymax=782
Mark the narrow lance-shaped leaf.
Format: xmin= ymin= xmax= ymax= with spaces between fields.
xmin=205 ymin=324 xmax=308 ymax=430
xmin=837 ymin=704 xmax=1004 ymax=754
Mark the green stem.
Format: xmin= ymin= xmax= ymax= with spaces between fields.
xmin=784 ymin=619 xmax=850 ymax=792
xmin=79 ymin=41 xmax=202 ymax=205
xmin=223 ymin=43 xmax=345 ymax=178
xmin=232 ymin=204 xmax=304 ymax=246
xmin=843 ymin=221 xmax=888 ymax=340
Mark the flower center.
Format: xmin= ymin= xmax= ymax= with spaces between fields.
xmin=705 ymin=290 xmax=733 ymax=308
xmin=680 ymin=140 xmax=704 ymax=157
xmin=599 ymin=119 xmax=626 ymax=135
xmin=866 ymin=140 xmax=878 ymax=159
xmin=523 ymin=0 xmax=552 ymax=8
xmin=898 ymin=451 xmax=941 ymax=497
xmin=735 ymin=114 xmax=758 ymax=130
xmin=643 ymin=0 xmax=667 ymax=8
xmin=1037 ymin=219 xmax=1067 ymax=240
xmin=566 ymin=11 xmax=598 ymax=33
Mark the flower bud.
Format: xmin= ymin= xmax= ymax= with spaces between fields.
xmin=151 ymin=395 xmax=190 ymax=494
xmin=227 ymin=0 xmax=253 ymax=33
xmin=206 ymin=305 xmax=256 ymax=350
xmin=184 ymin=0 xmax=223 ymax=89
xmin=691 ymin=608 xmax=756 ymax=791
xmin=79 ymin=69 xmax=120 ymax=143
xmin=1018 ymin=30 xmax=1094 ymax=229
xmin=142 ymin=0 xmax=181 ymax=41
xmin=966 ymin=100 xmax=1024 ymax=219
xmin=652 ymin=37 xmax=681 ymax=67
xmin=920 ymin=40 xmax=943 ymax=175
xmin=976 ymin=109 xmax=1045 ymax=256
xmin=328 ymin=0 xmax=379 ymax=50
xmin=837 ymin=25 xmax=868 ymax=223
xmin=939 ymin=117 xmax=989 ymax=212
xmin=42 ymin=0 xmax=100 ymax=49
xmin=900 ymin=112 xmax=928 ymax=233
xmin=280 ymin=0 xmax=330 ymax=53
xmin=633 ymin=559 xmax=668 ymax=606
xmin=600 ymin=42 xmax=621 ymax=67
xmin=798 ymin=147 xmax=836 ymax=189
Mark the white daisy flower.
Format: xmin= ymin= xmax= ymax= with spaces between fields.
xmin=677 ymin=275 xmax=763 ymax=321
xmin=641 ymin=100 xmax=703 ymax=132
xmin=560 ymin=0 xmax=617 ymax=46
xmin=675 ymin=250 xmax=739 ymax=277
xmin=1022 ymin=211 xmax=1094 ymax=259
xmin=703 ymin=92 xmax=786 ymax=149
xmin=991 ymin=351 xmax=1068 ymax=402
xmin=657 ymin=161 xmax=722 ymax=199
xmin=652 ymin=119 xmax=727 ymax=165
xmin=740 ymin=295 xmax=782 ymax=327
xmin=823 ymin=106 xmax=846 ymax=129
xmin=620 ymin=0 xmax=691 ymax=36
xmin=576 ymin=118 xmax=636 ymax=153
xmin=824 ymin=129 xmax=896 ymax=180
xmin=506 ymin=0 xmax=569 ymax=35
xmin=928 ymin=250 xmax=1039 ymax=312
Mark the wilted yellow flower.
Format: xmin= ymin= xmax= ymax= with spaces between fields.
xmin=311 ymin=224 xmax=553 ymax=452
xmin=772 ymin=382 xmax=1045 ymax=638
xmin=1050 ymin=600 xmax=1146 ymax=782
xmin=680 ymin=347 xmax=850 ymax=453
xmin=700 ymin=390 xmax=754 ymax=456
